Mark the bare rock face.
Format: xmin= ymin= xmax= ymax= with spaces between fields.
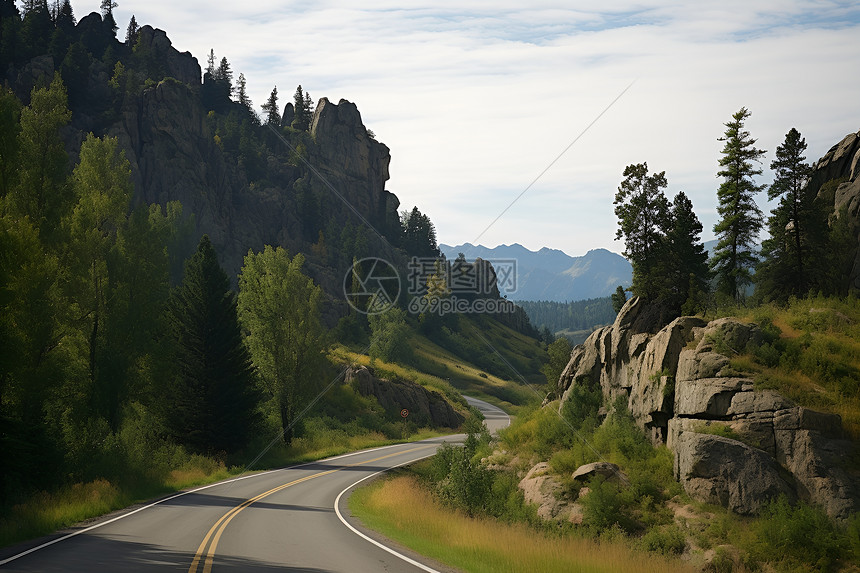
xmin=346 ymin=366 xmax=464 ymax=429
xmin=674 ymin=433 xmax=795 ymax=515
xmin=309 ymin=98 xmax=397 ymax=235
xmin=555 ymin=298 xmax=859 ymax=521
xmin=135 ymin=26 xmax=201 ymax=86
xmin=811 ymin=129 xmax=860 ymax=290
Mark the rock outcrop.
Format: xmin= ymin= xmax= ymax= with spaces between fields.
xmin=557 ymin=297 xmax=859 ymax=521
xmin=810 ymin=129 xmax=860 ymax=291
xmin=346 ymin=366 xmax=465 ymax=429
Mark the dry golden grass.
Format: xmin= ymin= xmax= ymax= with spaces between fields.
xmin=350 ymin=475 xmax=697 ymax=573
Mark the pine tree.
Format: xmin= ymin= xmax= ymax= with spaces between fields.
xmin=756 ymin=128 xmax=817 ymax=300
xmin=611 ymin=285 xmax=627 ymax=313
xmin=217 ymin=57 xmax=233 ymax=94
xmin=711 ymin=107 xmax=766 ymax=302
xmin=100 ymin=0 xmax=118 ymax=34
xmin=292 ymin=85 xmax=310 ymax=131
xmin=664 ymin=191 xmax=709 ymax=314
xmin=236 ymin=72 xmax=252 ymax=109
xmin=165 ymin=235 xmax=259 ymax=454
xmin=613 ymin=162 xmax=670 ymax=301
xmin=125 ymin=14 xmax=138 ymax=45
xmin=238 ymin=246 xmax=326 ymax=443
xmin=261 ymin=85 xmax=280 ymax=125
xmin=57 ymin=0 xmax=74 ymax=30
xmin=205 ymin=49 xmax=216 ymax=77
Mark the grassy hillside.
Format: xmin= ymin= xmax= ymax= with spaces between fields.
xmin=710 ymin=295 xmax=860 ymax=439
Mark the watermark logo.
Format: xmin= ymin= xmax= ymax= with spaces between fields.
xmin=343 ymin=256 xmax=519 ymax=315
xmin=344 ymin=257 xmax=401 ymax=315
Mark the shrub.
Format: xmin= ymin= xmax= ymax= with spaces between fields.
xmin=640 ymin=524 xmax=686 ymax=555
xmin=748 ymin=496 xmax=848 ymax=572
xmin=581 ymin=476 xmax=630 ymax=533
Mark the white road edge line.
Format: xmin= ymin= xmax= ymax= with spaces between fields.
xmin=334 ymin=452 xmax=443 ymax=573
xmin=0 ymin=440 xmax=422 ymax=566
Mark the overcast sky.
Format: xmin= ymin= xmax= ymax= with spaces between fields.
xmin=101 ymin=1 xmax=860 ymax=257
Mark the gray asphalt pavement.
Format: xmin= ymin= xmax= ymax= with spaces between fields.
xmin=0 ymin=397 xmax=509 ymax=572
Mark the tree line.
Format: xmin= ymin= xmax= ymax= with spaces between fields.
xmin=613 ymin=107 xmax=855 ymax=322
xmin=516 ymin=298 xmax=616 ymax=338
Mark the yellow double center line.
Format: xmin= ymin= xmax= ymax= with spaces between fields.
xmin=188 ymin=445 xmax=433 ymax=573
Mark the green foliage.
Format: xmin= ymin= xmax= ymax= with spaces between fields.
xmin=401 ymin=206 xmax=440 ymax=258
xmin=541 ymin=337 xmax=571 ymax=393
xmin=746 ymin=496 xmax=849 ymax=572
xmin=260 ymin=85 xmax=280 ymax=125
xmin=238 ymin=246 xmax=327 ymax=444
xmin=291 ymin=84 xmax=312 ymax=131
xmin=369 ymin=307 xmax=415 ymax=364
xmin=518 ymin=297 xmax=616 ymax=336
xmin=426 ymin=414 xmax=501 ymax=517
xmin=165 ymin=235 xmax=259 ymax=454
xmin=611 ymin=286 xmax=627 ymax=313
xmin=560 ymin=381 xmax=602 ymax=429
xmin=614 ymin=162 xmax=670 ymax=301
xmin=9 ymin=74 xmax=71 ymax=240
xmin=664 ymin=192 xmax=710 ymax=315
xmin=639 ymin=525 xmax=686 ymax=556
xmin=581 ymin=476 xmax=629 ymax=532
xmin=711 ymin=107 xmax=766 ymax=302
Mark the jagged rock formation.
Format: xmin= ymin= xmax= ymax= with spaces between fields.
xmin=557 ymin=297 xmax=859 ymax=520
xmin=346 ymin=366 xmax=465 ymax=429
xmin=811 ymin=129 xmax=860 ymax=290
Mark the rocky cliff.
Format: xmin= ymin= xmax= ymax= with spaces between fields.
xmin=556 ymin=297 xmax=859 ymax=521
xmin=811 ymin=129 xmax=860 ymax=291
xmin=6 ymin=22 xmax=402 ymax=297
xmin=346 ymin=366 xmax=465 ymax=429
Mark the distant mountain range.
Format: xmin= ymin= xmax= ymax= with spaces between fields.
xmin=439 ymin=243 xmax=632 ymax=302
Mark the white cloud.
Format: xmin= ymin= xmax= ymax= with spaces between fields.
xmin=109 ymin=1 xmax=860 ymax=256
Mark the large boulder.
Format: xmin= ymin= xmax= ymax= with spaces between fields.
xmin=775 ymin=427 xmax=859 ymax=521
xmin=518 ymin=463 xmax=581 ymax=522
xmin=674 ymin=433 xmax=795 ymax=515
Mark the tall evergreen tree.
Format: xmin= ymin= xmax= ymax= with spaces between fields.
xmin=56 ymin=0 xmax=75 ymax=30
xmin=238 ymin=246 xmax=326 ymax=443
xmin=756 ymin=128 xmax=818 ymax=300
xmin=292 ymin=84 xmax=310 ymax=131
xmin=100 ymin=0 xmax=118 ymax=34
xmin=711 ymin=107 xmax=766 ymax=302
xmin=205 ymin=49 xmax=216 ymax=77
xmin=261 ymin=85 xmax=280 ymax=125
xmin=165 ymin=235 xmax=258 ymax=454
xmin=664 ymin=191 xmax=709 ymax=314
xmin=217 ymin=56 xmax=233 ymax=94
xmin=125 ymin=14 xmax=138 ymax=45
xmin=613 ymin=162 xmax=670 ymax=301
xmin=236 ymin=72 xmax=252 ymax=109
xmin=402 ymin=206 xmax=440 ymax=258
xmin=611 ymin=285 xmax=627 ymax=313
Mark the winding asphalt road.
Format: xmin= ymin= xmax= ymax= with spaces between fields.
xmin=0 ymin=396 xmax=509 ymax=572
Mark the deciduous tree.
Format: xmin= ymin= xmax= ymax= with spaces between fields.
xmin=238 ymin=246 xmax=326 ymax=443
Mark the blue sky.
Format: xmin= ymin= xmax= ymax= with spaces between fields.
xmin=90 ymin=1 xmax=860 ymax=256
